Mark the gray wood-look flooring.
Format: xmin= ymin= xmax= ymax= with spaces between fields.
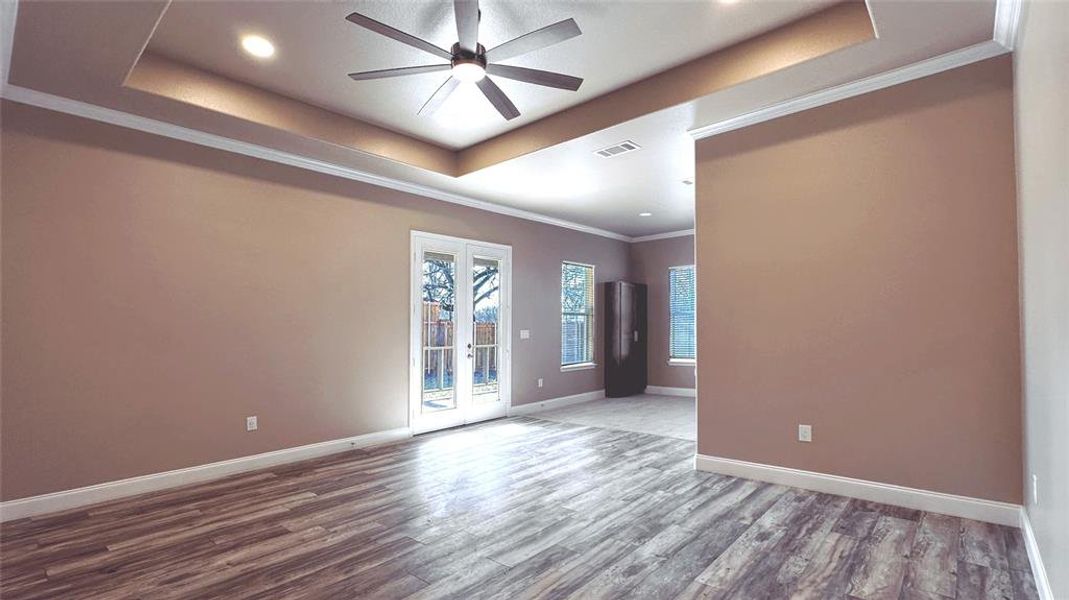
xmin=533 ymin=394 xmax=696 ymax=441
xmin=0 ymin=417 xmax=1039 ymax=599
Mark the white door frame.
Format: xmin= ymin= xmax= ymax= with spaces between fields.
xmin=409 ymin=231 xmax=512 ymax=434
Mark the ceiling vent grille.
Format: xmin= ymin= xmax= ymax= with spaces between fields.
xmin=594 ymin=140 xmax=641 ymax=158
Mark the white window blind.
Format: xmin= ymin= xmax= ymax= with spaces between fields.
xmin=669 ymin=265 xmax=696 ymax=360
xmin=561 ymin=262 xmax=595 ymax=366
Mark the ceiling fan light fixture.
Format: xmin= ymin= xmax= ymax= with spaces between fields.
xmin=451 ymin=58 xmax=486 ymax=83
xmin=345 ymin=2 xmax=583 ymax=119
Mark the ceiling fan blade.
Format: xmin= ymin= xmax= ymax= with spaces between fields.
xmin=345 ymin=12 xmax=452 ymax=61
xmin=348 ymin=64 xmax=451 ymax=81
xmin=476 ymin=77 xmax=520 ymax=120
xmin=454 ymin=0 xmax=480 ymax=52
xmin=419 ymin=77 xmax=461 ymax=115
xmin=485 ymin=18 xmax=581 ymax=62
xmin=485 ymin=64 xmax=582 ymax=91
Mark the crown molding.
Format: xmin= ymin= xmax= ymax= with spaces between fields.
xmin=0 ymin=0 xmax=16 ymax=85
xmin=862 ymin=0 xmax=880 ymax=40
xmin=0 ymin=83 xmax=634 ymax=243
xmin=993 ymin=0 xmax=1023 ymax=50
xmin=688 ymin=40 xmax=1009 ymax=142
xmin=631 ymin=229 xmax=695 ymax=243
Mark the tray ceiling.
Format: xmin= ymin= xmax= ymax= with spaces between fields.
xmin=147 ymin=0 xmax=834 ymax=149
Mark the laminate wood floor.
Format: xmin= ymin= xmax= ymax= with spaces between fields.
xmin=533 ymin=394 xmax=696 ymax=441
xmin=0 ymin=417 xmax=1039 ymax=599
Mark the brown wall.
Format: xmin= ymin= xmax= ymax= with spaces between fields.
xmin=1015 ymin=0 xmax=1069 ymax=594
xmin=694 ymin=56 xmax=1022 ymax=502
xmin=0 ymin=101 xmax=629 ymax=500
xmin=630 ymin=235 xmax=696 ymax=390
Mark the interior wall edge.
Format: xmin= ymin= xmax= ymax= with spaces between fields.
xmin=1013 ymin=0 xmax=1069 ymax=595
xmin=1019 ymin=508 xmax=1057 ymax=600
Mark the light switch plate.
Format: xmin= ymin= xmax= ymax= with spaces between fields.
xmin=520 ymin=329 xmax=530 ymax=340
xmin=246 ymin=416 xmax=258 ymax=432
xmin=798 ymin=424 xmax=812 ymax=443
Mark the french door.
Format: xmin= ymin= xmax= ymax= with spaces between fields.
xmin=410 ymin=232 xmax=511 ymax=434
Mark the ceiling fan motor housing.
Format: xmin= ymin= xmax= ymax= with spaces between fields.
xmin=450 ymin=42 xmax=487 ymax=70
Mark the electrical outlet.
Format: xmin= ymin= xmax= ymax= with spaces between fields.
xmin=798 ymin=424 xmax=812 ymax=443
xmin=246 ymin=416 xmax=258 ymax=432
xmin=537 ymin=378 xmax=544 ymax=388
xmin=1032 ymin=474 xmax=1039 ymax=505
xmin=520 ymin=329 xmax=531 ymax=340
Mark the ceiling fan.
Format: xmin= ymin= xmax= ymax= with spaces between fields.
xmin=345 ymin=0 xmax=584 ymax=120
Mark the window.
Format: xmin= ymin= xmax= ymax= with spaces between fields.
xmin=561 ymin=261 xmax=595 ymax=367
xmin=669 ymin=265 xmax=696 ymax=362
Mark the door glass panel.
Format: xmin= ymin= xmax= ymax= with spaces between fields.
xmin=422 ymin=251 xmax=456 ymax=412
xmin=472 ymin=256 xmax=500 ymax=404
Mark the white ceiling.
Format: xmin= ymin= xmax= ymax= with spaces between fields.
xmin=457 ymin=108 xmax=698 ymax=237
xmin=148 ymin=0 xmax=835 ymax=149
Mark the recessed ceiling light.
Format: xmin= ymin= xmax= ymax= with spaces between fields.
xmin=241 ymin=35 xmax=275 ymax=59
xmin=639 ymin=212 xmax=653 ymax=217
xmin=719 ymin=0 xmax=741 ymax=5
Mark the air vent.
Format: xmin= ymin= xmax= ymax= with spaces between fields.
xmin=594 ymin=140 xmax=641 ymax=158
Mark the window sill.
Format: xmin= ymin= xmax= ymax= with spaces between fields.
xmin=668 ymin=358 xmax=696 ymax=367
xmin=561 ymin=362 xmax=597 ymax=372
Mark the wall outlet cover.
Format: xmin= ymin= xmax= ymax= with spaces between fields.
xmin=246 ymin=416 xmax=258 ymax=431
xmin=798 ymin=424 xmax=812 ymax=442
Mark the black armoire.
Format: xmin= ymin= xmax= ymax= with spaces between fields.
xmin=604 ymin=281 xmax=648 ymax=397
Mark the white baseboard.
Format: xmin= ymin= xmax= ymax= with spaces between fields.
xmin=646 ymin=386 xmax=696 ymax=397
xmin=1019 ymin=508 xmax=1056 ymax=600
xmin=509 ymin=389 xmax=605 ymax=416
xmin=694 ymin=454 xmax=1021 ymax=526
xmin=0 ymin=427 xmax=412 ymax=522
